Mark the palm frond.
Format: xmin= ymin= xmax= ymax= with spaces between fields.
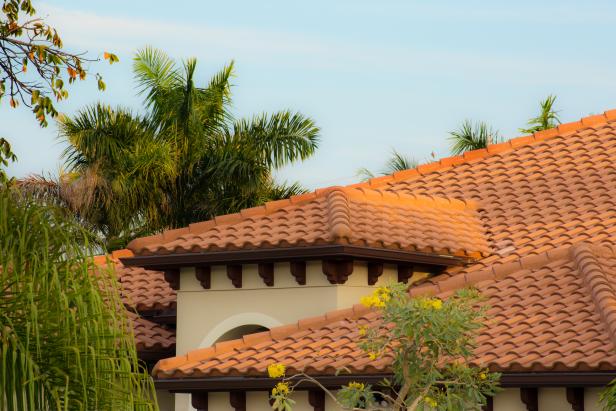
xmin=0 ymin=190 xmax=157 ymax=410
xmin=519 ymin=95 xmax=561 ymax=134
xmin=382 ymin=150 xmax=418 ymax=174
xmin=229 ymin=110 xmax=320 ymax=169
xmin=449 ymin=120 xmax=500 ymax=155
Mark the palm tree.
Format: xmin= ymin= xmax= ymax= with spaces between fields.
xmin=0 ymin=186 xmax=157 ymax=410
xmin=357 ymin=149 xmax=418 ymax=181
xmin=448 ymin=120 xmax=500 ymax=155
xmin=23 ymin=48 xmax=320 ymax=249
xmin=519 ymin=95 xmax=560 ymax=134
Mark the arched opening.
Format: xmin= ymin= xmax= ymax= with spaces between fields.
xmin=214 ymin=324 xmax=269 ymax=343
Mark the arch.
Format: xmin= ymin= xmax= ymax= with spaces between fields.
xmin=198 ymin=312 xmax=283 ymax=348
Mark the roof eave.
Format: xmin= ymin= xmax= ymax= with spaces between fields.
xmin=154 ymin=371 xmax=616 ymax=392
xmin=121 ymin=244 xmax=469 ymax=270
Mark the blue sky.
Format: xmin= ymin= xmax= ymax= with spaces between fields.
xmin=3 ymin=0 xmax=616 ymax=188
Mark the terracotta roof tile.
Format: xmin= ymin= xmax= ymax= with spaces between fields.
xmin=94 ymin=250 xmax=176 ymax=312
xmin=153 ymin=243 xmax=616 ymax=378
xmin=128 ymin=311 xmax=175 ymax=352
xmin=129 ymin=187 xmax=489 ymax=258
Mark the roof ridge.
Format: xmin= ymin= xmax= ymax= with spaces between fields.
xmin=409 ymin=244 xmax=573 ymax=297
xmin=153 ymin=303 xmax=371 ymax=377
xmin=326 ymin=188 xmax=352 ymax=239
xmin=571 ymin=243 xmax=616 ymax=347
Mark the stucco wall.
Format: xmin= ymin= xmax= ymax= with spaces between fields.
xmin=170 ymin=387 xmax=607 ymax=411
xmin=175 ymin=262 xmax=402 ymax=355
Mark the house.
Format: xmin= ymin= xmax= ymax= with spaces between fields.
xmin=121 ymin=110 xmax=616 ymax=411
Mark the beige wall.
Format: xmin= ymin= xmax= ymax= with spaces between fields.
xmin=170 ymin=386 xmax=608 ymax=411
xmin=176 ymin=262 xmax=403 ymax=355
xmin=156 ymin=389 xmax=175 ymax=411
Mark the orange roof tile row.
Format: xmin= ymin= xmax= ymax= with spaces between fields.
xmin=153 ymin=243 xmax=616 ymax=378
xmin=129 ymin=187 xmax=489 ymax=259
xmin=128 ymin=311 xmax=176 ymax=352
xmin=94 ymin=249 xmax=176 ymax=312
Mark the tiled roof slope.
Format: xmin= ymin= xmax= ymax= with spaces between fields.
xmin=94 ymin=249 xmax=176 ymax=312
xmin=153 ymin=243 xmax=616 ymax=378
xmin=129 ymin=187 xmax=489 ymax=259
xmin=373 ymin=111 xmax=616 ymax=276
xmin=128 ymin=311 xmax=176 ymax=352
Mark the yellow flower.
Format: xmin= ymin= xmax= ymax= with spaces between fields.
xmin=424 ymin=396 xmax=437 ymax=408
xmin=431 ymin=298 xmax=443 ymax=310
xmin=358 ymin=326 xmax=367 ymax=336
xmin=480 ymin=372 xmax=487 ymax=380
xmin=368 ymin=352 xmax=378 ymax=360
xmin=272 ymin=382 xmax=290 ymax=396
xmin=375 ymin=286 xmax=391 ymax=301
xmin=348 ymin=381 xmax=365 ymax=390
xmin=267 ymin=363 xmax=286 ymax=379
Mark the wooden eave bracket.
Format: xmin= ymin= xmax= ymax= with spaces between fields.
xmin=229 ymin=390 xmax=246 ymax=411
xmin=258 ymin=263 xmax=274 ymax=287
xmin=520 ymin=387 xmax=538 ymax=411
xmin=227 ymin=265 xmax=242 ymax=288
xmin=195 ymin=266 xmax=211 ymax=289
xmin=191 ymin=392 xmax=208 ymax=411
xmin=163 ymin=269 xmax=180 ymax=290
xmin=322 ymin=259 xmax=354 ymax=284
xmin=566 ymin=387 xmax=584 ymax=411
xmin=308 ymin=389 xmax=325 ymax=411
xmin=367 ymin=262 xmax=384 ymax=285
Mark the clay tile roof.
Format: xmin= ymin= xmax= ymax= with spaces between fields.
xmin=128 ymin=311 xmax=176 ymax=352
xmin=93 ymin=250 xmax=176 ymax=312
xmin=153 ymin=243 xmax=616 ymax=378
xmin=128 ymin=187 xmax=489 ymax=259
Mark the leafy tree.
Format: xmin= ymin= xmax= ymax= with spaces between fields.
xmin=448 ymin=120 xmax=500 ymax=155
xmin=20 ymin=47 xmax=319 ymax=249
xmin=0 ymin=152 xmax=157 ymax=410
xmin=519 ymin=95 xmax=560 ymax=134
xmin=0 ymin=0 xmax=117 ymax=126
xmin=357 ymin=149 xmax=418 ymax=181
xmin=268 ymin=284 xmax=500 ymax=411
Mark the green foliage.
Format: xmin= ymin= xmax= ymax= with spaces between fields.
xmin=20 ymin=47 xmax=319 ymax=249
xmin=268 ymin=284 xmax=500 ymax=411
xmin=357 ymin=149 xmax=418 ymax=181
xmin=448 ymin=120 xmax=500 ymax=155
xmin=519 ymin=95 xmax=560 ymax=134
xmin=0 ymin=137 xmax=16 ymax=184
xmin=0 ymin=0 xmax=116 ymax=126
xmin=0 ymin=187 xmax=157 ymax=410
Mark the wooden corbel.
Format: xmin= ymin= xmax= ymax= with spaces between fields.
xmin=308 ymin=389 xmax=325 ymax=411
xmin=520 ymin=387 xmax=538 ymax=411
xmin=322 ymin=259 xmax=354 ymax=284
xmin=163 ymin=269 xmax=180 ymax=290
xmin=482 ymin=396 xmax=493 ymax=411
xmin=191 ymin=392 xmax=208 ymax=411
xmin=367 ymin=262 xmax=384 ymax=285
xmin=290 ymin=261 xmax=306 ymax=285
xmin=566 ymin=387 xmax=584 ymax=411
xmin=397 ymin=265 xmax=413 ymax=283
xmin=258 ymin=263 xmax=275 ymax=287
xmin=227 ymin=265 xmax=242 ymax=288
xmin=229 ymin=391 xmax=246 ymax=411
xmin=195 ymin=266 xmax=211 ymax=289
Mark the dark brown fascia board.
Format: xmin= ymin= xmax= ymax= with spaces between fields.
xmin=155 ymin=372 xmax=616 ymax=392
xmin=121 ymin=245 xmax=466 ymax=270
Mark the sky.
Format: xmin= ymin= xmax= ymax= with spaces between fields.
xmin=3 ymin=0 xmax=616 ymax=189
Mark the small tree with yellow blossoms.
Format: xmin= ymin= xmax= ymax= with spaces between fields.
xmin=267 ymin=283 xmax=500 ymax=411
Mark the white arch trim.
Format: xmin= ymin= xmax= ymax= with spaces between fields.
xmin=198 ymin=312 xmax=283 ymax=348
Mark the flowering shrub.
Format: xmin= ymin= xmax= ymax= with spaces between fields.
xmin=268 ymin=283 xmax=500 ymax=411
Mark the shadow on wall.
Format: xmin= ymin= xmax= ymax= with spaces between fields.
xmin=215 ymin=324 xmax=269 ymax=343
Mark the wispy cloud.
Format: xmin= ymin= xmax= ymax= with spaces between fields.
xmin=38 ymin=2 xmax=616 ymax=88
